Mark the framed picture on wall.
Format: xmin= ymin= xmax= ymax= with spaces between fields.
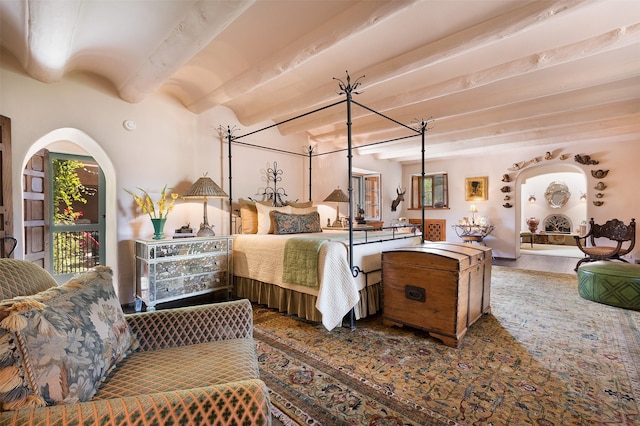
xmin=465 ymin=176 xmax=488 ymax=201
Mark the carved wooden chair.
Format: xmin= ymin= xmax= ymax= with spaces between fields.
xmin=574 ymin=218 xmax=636 ymax=271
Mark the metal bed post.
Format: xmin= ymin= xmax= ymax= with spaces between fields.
xmin=226 ymin=126 xmax=234 ymax=235
xmin=307 ymin=145 xmax=314 ymax=202
xmin=335 ymin=72 xmax=364 ymax=331
xmin=420 ymin=120 xmax=427 ymax=244
xmin=346 ymin=82 xmax=355 ymax=330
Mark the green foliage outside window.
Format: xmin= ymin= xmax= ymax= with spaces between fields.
xmin=52 ymin=159 xmax=96 ymax=274
xmin=53 ymin=159 xmax=91 ymax=224
xmin=410 ymin=173 xmax=448 ymax=209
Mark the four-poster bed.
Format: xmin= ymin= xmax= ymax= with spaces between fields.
xmin=224 ymin=72 xmax=430 ymax=330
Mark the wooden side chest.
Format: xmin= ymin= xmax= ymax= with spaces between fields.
xmin=382 ymin=242 xmax=491 ymax=347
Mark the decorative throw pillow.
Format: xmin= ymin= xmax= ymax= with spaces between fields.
xmin=290 ymin=205 xmax=317 ymax=215
xmin=239 ymin=198 xmax=275 ymax=234
xmin=255 ymin=203 xmax=292 ymax=234
xmin=272 ymin=211 xmax=323 ymax=234
xmin=238 ymin=198 xmax=259 ymax=234
xmin=286 ymin=201 xmax=314 ymax=208
xmin=0 ymin=266 xmax=138 ymax=411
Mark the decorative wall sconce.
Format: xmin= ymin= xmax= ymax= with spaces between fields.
xmin=528 ymin=194 xmax=536 ymax=203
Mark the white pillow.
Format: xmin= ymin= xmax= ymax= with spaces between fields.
xmin=255 ymin=203 xmax=292 ymax=234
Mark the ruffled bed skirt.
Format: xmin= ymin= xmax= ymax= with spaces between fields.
xmin=234 ymin=276 xmax=382 ymax=324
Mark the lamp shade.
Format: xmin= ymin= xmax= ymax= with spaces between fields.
xmin=323 ymin=188 xmax=349 ymax=203
xmin=183 ymin=175 xmax=228 ymax=237
xmin=324 ymin=187 xmax=349 ymax=228
xmin=182 ymin=176 xmax=228 ymax=199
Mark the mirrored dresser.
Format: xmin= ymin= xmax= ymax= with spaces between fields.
xmin=134 ymin=236 xmax=233 ymax=311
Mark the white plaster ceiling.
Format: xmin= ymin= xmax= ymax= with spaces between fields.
xmin=1 ymin=0 xmax=639 ymax=164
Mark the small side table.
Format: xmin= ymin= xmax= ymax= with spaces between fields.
xmin=452 ymin=224 xmax=495 ymax=244
xmin=520 ymin=232 xmax=534 ymax=247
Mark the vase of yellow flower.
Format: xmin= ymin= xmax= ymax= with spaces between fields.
xmin=150 ymin=218 xmax=167 ymax=240
xmin=126 ymin=185 xmax=178 ymax=240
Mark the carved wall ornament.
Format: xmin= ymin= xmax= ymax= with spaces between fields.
xmin=503 ymin=195 xmax=511 ymax=201
xmin=544 ymin=181 xmax=571 ymax=209
xmin=591 ymin=169 xmax=609 ymax=179
xmin=594 ymin=182 xmax=606 ymax=190
xmin=574 ymin=154 xmax=599 ymax=165
xmin=501 ymin=174 xmax=511 ymax=182
xmin=500 ymin=186 xmax=511 ymax=193
xmin=503 ymin=203 xmax=513 ymax=208
xmin=559 ymin=154 xmax=570 ymax=160
xmin=545 ymin=152 xmax=552 ymax=160
xmin=593 ymin=201 xmax=604 ymax=206
xmin=512 ymin=162 xmax=525 ymax=170
xmin=595 ymin=193 xmax=604 ymax=198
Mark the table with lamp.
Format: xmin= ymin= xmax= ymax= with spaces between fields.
xmin=133 ymin=174 xmax=234 ymax=311
xmin=452 ymin=204 xmax=495 ymax=244
xmin=322 ymin=187 xmax=381 ymax=230
xmin=323 ymin=187 xmax=351 ymax=229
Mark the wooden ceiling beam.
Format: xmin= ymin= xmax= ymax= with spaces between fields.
xmin=185 ymin=0 xmax=412 ymax=114
xmin=375 ymin=113 xmax=640 ymax=162
xmin=237 ymin=0 xmax=592 ymax=128
xmin=118 ymin=0 xmax=255 ymax=103
xmin=279 ymin=24 xmax=639 ymax=136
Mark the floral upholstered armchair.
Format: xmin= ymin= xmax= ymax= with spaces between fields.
xmin=0 ymin=259 xmax=271 ymax=425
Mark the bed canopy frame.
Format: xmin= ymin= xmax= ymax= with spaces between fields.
xmin=222 ymin=72 xmax=431 ymax=327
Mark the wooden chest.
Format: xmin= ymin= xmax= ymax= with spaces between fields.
xmin=382 ymin=242 xmax=491 ymax=347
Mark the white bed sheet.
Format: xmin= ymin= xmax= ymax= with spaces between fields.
xmin=233 ymin=229 xmax=421 ymax=330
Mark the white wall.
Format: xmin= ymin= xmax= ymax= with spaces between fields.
xmin=402 ymin=142 xmax=640 ymax=260
xmin=521 ymin=172 xmax=587 ymax=233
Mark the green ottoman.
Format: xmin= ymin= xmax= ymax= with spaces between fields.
xmin=577 ymin=261 xmax=640 ymax=310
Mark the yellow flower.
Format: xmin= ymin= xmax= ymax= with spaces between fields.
xmin=126 ymin=185 xmax=178 ymax=219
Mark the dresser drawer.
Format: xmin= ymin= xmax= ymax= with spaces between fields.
xmin=152 ymin=270 xmax=228 ymax=302
xmin=154 ymin=253 xmax=228 ymax=280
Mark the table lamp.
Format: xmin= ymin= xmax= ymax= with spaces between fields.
xmin=469 ymin=204 xmax=478 ymax=225
xmin=323 ymin=187 xmax=349 ymax=227
xmin=182 ymin=174 xmax=229 ymax=236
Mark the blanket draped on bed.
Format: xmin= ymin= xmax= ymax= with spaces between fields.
xmin=282 ymin=237 xmax=329 ymax=288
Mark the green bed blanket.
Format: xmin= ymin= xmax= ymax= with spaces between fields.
xmin=282 ymin=236 xmax=329 ymax=288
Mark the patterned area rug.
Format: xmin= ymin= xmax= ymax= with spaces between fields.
xmin=253 ymin=266 xmax=640 ymax=425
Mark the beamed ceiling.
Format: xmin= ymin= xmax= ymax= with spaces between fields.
xmin=1 ymin=0 xmax=639 ymax=164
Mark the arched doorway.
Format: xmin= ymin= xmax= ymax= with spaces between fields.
xmin=515 ymin=163 xmax=587 ymax=258
xmin=19 ymin=128 xmax=118 ymax=286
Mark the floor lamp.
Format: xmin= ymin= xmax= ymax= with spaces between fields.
xmin=323 ymin=187 xmax=349 ymax=227
xmin=182 ymin=174 xmax=229 ymax=237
